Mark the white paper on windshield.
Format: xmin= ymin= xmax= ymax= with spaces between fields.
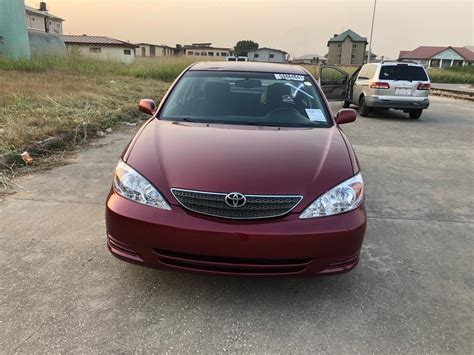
xmin=274 ymin=74 xmax=305 ymax=81
xmin=305 ymin=109 xmax=326 ymax=122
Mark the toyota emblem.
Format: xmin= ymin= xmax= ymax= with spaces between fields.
xmin=224 ymin=192 xmax=247 ymax=208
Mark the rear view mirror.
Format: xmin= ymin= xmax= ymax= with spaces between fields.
xmin=335 ymin=109 xmax=357 ymax=125
xmin=139 ymin=99 xmax=156 ymax=115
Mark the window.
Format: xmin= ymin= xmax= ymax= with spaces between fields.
xmin=188 ymin=51 xmax=194 ymax=55
xmin=89 ymin=47 xmax=101 ymax=53
xmin=337 ymin=54 xmax=341 ymax=58
xmin=379 ymin=65 xmax=428 ymax=81
xmin=254 ymin=53 xmax=259 ymax=58
xmin=338 ymin=43 xmax=341 ymax=47
xmin=351 ymin=54 xmax=356 ymax=58
xmin=160 ymin=71 xmax=330 ymax=128
xmin=269 ymin=54 xmax=274 ymax=59
xmin=430 ymin=59 xmax=440 ymax=67
xmin=141 ymin=47 xmax=146 ymax=56
xmin=124 ymin=49 xmax=131 ymax=55
xmin=150 ymin=46 xmax=156 ymax=56
xmin=221 ymin=52 xmax=227 ymax=56
xmin=201 ymin=52 xmax=207 ymax=56
xmin=353 ymin=44 xmax=357 ymax=48
xmin=208 ymin=52 xmax=214 ymax=56
xmin=195 ymin=52 xmax=200 ymax=56
xmin=216 ymin=52 xmax=220 ymax=56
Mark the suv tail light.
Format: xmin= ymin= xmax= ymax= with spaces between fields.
xmin=417 ymin=83 xmax=431 ymax=90
xmin=370 ymin=82 xmax=390 ymax=89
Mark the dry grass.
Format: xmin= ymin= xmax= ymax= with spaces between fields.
xmin=0 ymin=69 xmax=169 ymax=175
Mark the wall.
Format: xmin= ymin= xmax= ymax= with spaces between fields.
xmin=66 ymin=44 xmax=135 ymax=64
xmin=184 ymin=47 xmax=231 ymax=58
xmin=327 ymin=39 xmax=366 ymax=65
xmin=351 ymin=42 xmax=366 ymax=65
xmin=26 ymin=13 xmax=45 ymax=31
xmin=0 ymin=0 xmax=31 ymax=59
xmin=136 ymin=45 xmax=175 ymax=57
xmin=28 ymin=29 xmax=66 ymax=55
xmin=248 ymin=49 xmax=286 ymax=63
xmin=26 ymin=13 xmax=63 ymax=34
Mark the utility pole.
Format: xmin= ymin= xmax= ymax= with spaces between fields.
xmin=367 ymin=0 xmax=377 ymax=63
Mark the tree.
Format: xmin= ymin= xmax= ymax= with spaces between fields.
xmin=234 ymin=40 xmax=259 ymax=56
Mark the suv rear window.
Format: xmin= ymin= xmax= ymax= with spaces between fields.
xmin=379 ymin=65 xmax=428 ymax=81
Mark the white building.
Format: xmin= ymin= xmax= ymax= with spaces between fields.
xmin=63 ymin=35 xmax=138 ymax=64
xmin=25 ymin=3 xmax=64 ymax=34
xmin=292 ymin=53 xmax=327 ymax=65
xmin=247 ymin=48 xmax=288 ymax=63
xmin=183 ymin=43 xmax=232 ymax=59
xmin=135 ymin=43 xmax=176 ymax=57
xmin=398 ymin=46 xmax=474 ymax=68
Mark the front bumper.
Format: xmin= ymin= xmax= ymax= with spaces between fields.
xmin=105 ymin=191 xmax=367 ymax=276
xmin=365 ymin=96 xmax=430 ymax=110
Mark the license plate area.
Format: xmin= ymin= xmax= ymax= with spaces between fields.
xmin=395 ymin=87 xmax=412 ymax=96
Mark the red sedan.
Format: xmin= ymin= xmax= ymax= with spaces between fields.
xmin=106 ymin=62 xmax=366 ymax=276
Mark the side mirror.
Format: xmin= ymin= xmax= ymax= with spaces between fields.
xmin=138 ymin=99 xmax=157 ymax=115
xmin=335 ymin=108 xmax=357 ymax=125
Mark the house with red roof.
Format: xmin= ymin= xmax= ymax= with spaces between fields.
xmin=398 ymin=46 xmax=474 ymax=68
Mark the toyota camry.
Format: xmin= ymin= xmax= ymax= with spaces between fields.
xmin=106 ymin=62 xmax=366 ymax=276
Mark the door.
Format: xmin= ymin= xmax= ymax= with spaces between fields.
xmin=348 ymin=66 xmax=362 ymax=103
xmin=319 ymin=65 xmax=350 ymax=101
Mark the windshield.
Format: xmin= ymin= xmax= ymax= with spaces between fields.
xmin=159 ymin=71 xmax=330 ymax=127
xmin=379 ymin=65 xmax=428 ymax=81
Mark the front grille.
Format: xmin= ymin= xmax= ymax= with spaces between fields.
xmin=154 ymin=249 xmax=311 ymax=275
xmin=171 ymin=188 xmax=302 ymax=219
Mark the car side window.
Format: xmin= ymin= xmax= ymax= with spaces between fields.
xmin=366 ymin=65 xmax=377 ymax=78
xmin=357 ymin=65 xmax=370 ymax=80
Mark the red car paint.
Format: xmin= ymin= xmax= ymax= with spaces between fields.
xmin=106 ymin=62 xmax=366 ymax=276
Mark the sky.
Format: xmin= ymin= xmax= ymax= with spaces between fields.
xmin=27 ymin=0 xmax=473 ymax=58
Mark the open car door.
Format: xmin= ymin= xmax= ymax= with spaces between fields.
xmin=319 ymin=65 xmax=350 ymax=101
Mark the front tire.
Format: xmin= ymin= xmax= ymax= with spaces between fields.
xmin=409 ymin=109 xmax=423 ymax=119
xmin=359 ymin=97 xmax=370 ymax=117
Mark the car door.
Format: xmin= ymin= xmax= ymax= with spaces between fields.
xmin=348 ymin=66 xmax=362 ymax=103
xmin=351 ymin=64 xmax=371 ymax=103
xmin=319 ymin=65 xmax=350 ymax=101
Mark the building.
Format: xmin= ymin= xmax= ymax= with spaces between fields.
xmin=247 ymin=48 xmax=288 ymax=63
xmin=398 ymin=46 xmax=474 ymax=68
xmin=364 ymin=50 xmax=377 ymax=63
xmin=135 ymin=43 xmax=176 ymax=57
xmin=183 ymin=43 xmax=232 ymax=58
xmin=292 ymin=53 xmax=327 ymax=65
xmin=327 ymin=29 xmax=368 ymax=66
xmin=63 ymin=35 xmax=138 ymax=64
xmin=25 ymin=2 xmax=66 ymax=56
xmin=25 ymin=3 xmax=64 ymax=34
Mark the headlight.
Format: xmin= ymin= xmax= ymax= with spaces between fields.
xmin=299 ymin=173 xmax=364 ymax=219
xmin=113 ymin=160 xmax=171 ymax=210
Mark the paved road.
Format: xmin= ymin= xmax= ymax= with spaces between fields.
xmin=1 ymin=96 xmax=473 ymax=353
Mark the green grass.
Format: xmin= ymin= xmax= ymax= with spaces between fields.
xmin=427 ymin=66 xmax=474 ymax=84
xmin=0 ymin=55 xmax=196 ymax=82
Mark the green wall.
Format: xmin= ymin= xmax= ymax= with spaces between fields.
xmin=0 ymin=0 xmax=31 ymax=59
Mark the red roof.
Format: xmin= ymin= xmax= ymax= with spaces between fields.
xmin=398 ymin=46 xmax=474 ymax=61
xmin=62 ymin=35 xmax=138 ymax=48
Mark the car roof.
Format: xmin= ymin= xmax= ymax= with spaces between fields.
xmin=371 ymin=61 xmax=425 ymax=67
xmin=189 ymin=61 xmax=308 ymax=74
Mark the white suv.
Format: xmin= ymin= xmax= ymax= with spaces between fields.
xmin=319 ymin=62 xmax=431 ymax=119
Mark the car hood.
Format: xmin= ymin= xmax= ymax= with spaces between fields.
xmin=126 ymin=120 xmax=354 ymax=211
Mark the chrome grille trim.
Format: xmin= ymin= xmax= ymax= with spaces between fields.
xmin=171 ymin=188 xmax=303 ymax=220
